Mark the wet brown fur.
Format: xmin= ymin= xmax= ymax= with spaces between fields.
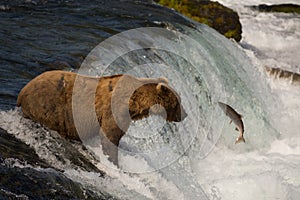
xmin=17 ymin=70 xmax=187 ymax=165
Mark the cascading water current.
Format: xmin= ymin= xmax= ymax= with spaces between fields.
xmin=1 ymin=14 xmax=299 ymax=200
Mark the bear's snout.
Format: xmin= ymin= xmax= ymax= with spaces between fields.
xmin=176 ymin=105 xmax=187 ymax=122
xmin=168 ymin=105 xmax=187 ymax=122
xmin=180 ymin=106 xmax=188 ymax=120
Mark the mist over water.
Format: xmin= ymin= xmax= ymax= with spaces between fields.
xmin=0 ymin=0 xmax=299 ymax=199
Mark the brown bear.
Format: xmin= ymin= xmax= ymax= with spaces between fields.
xmin=17 ymin=70 xmax=187 ymax=165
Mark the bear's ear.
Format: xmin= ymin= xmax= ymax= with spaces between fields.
xmin=158 ymin=77 xmax=168 ymax=84
xmin=156 ymin=83 xmax=168 ymax=93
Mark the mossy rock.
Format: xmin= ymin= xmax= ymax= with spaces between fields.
xmin=251 ymin=4 xmax=300 ymax=14
xmin=154 ymin=0 xmax=242 ymax=42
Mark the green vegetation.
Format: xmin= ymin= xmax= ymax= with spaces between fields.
xmin=154 ymin=0 xmax=242 ymax=42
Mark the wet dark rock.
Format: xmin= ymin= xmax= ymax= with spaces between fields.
xmin=251 ymin=4 xmax=300 ymax=14
xmin=0 ymin=188 xmax=29 ymax=200
xmin=154 ymin=0 xmax=242 ymax=42
xmin=0 ymin=127 xmax=49 ymax=168
xmin=265 ymin=66 xmax=300 ymax=84
xmin=54 ymin=137 xmax=105 ymax=174
xmin=0 ymin=128 xmax=114 ymax=200
xmin=0 ymin=125 xmax=104 ymax=174
xmin=0 ymin=165 xmax=114 ymax=200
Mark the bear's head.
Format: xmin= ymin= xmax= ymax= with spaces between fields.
xmin=129 ymin=82 xmax=187 ymax=122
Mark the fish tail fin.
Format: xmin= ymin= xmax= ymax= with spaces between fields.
xmin=235 ymin=135 xmax=245 ymax=144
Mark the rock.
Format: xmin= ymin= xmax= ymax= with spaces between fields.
xmin=0 ymin=128 xmax=114 ymax=199
xmin=264 ymin=65 xmax=300 ymax=84
xmin=0 ymin=165 xmax=114 ymax=200
xmin=0 ymin=127 xmax=49 ymax=168
xmin=251 ymin=4 xmax=300 ymax=14
xmin=0 ymin=123 xmax=104 ymax=174
xmin=154 ymin=0 xmax=242 ymax=42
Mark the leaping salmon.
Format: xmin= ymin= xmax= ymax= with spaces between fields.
xmin=218 ymin=101 xmax=245 ymax=144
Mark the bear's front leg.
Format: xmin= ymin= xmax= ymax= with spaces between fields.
xmin=99 ymin=126 xmax=124 ymax=167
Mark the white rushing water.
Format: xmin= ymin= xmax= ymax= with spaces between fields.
xmin=218 ymin=0 xmax=300 ymax=71
xmin=1 ymin=1 xmax=300 ymax=199
xmin=196 ymin=1 xmax=300 ymax=199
